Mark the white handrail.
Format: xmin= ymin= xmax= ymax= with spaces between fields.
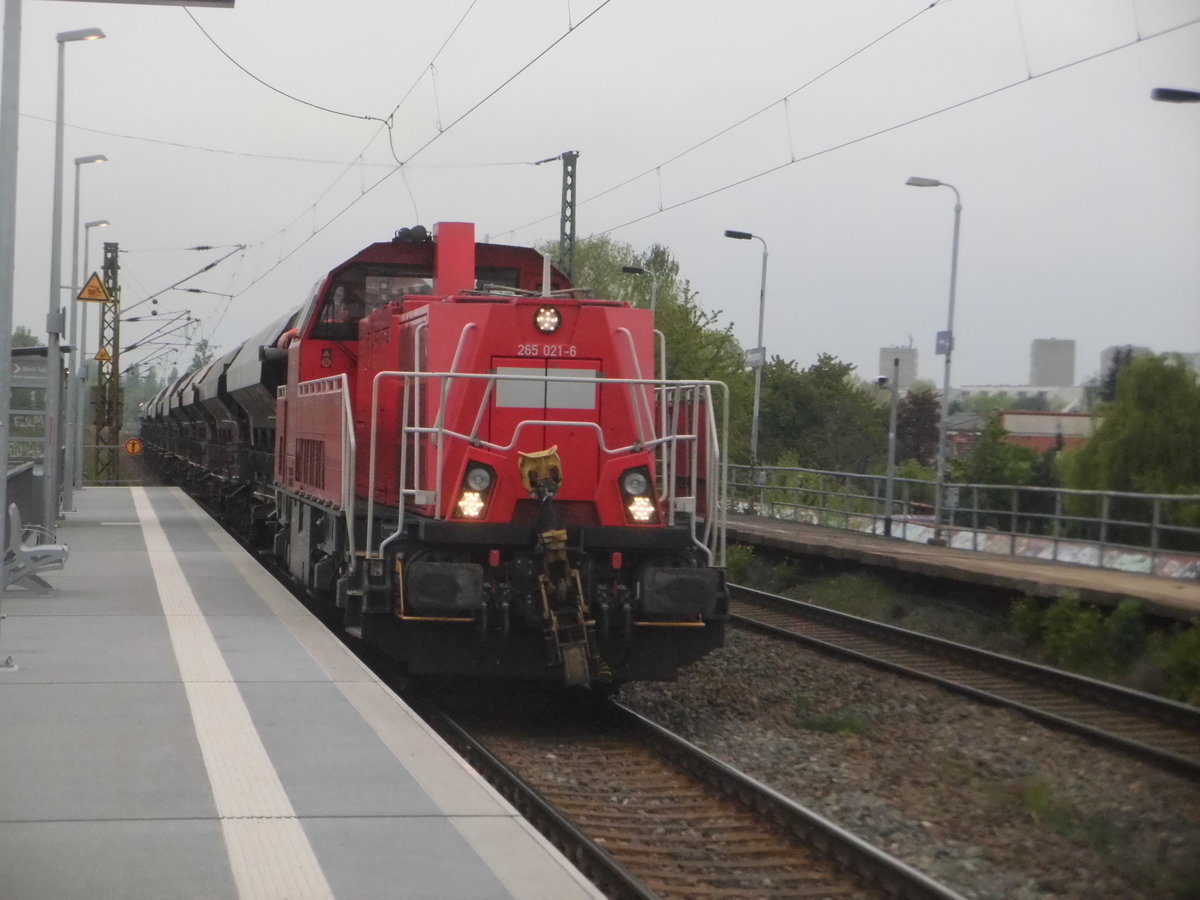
xmin=363 ymin=368 xmax=728 ymax=562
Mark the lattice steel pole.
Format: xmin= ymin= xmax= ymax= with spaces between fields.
xmin=94 ymin=241 xmax=121 ymax=483
xmin=558 ymin=150 xmax=578 ymax=282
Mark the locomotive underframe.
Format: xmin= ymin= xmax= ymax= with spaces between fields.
xmin=271 ymin=486 xmax=727 ymax=683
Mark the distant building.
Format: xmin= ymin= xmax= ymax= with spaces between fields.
xmin=953 ymin=384 xmax=1085 ymax=412
xmin=878 ymin=346 xmax=918 ymax=390
xmin=946 ymin=410 xmax=1101 ymax=461
xmin=945 ymin=411 xmax=986 ymax=460
xmin=1029 ymin=338 xmax=1075 ymax=387
xmin=1163 ymin=351 xmax=1200 ymax=374
xmin=1099 ymin=345 xmax=1152 ymax=376
xmin=1001 ymin=411 xmax=1099 ymax=454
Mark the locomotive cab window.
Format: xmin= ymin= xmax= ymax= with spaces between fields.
xmin=311 ymin=264 xmax=434 ymax=340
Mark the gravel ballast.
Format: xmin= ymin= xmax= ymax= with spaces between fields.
xmin=621 ymin=629 xmax=1200 ymax=900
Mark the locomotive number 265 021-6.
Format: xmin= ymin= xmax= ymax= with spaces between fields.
xmin=516 ymin=344 xmax=578 ymax=358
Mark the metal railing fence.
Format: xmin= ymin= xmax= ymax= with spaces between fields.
xmin=728 ymin=464 xmax=1200 ymax=578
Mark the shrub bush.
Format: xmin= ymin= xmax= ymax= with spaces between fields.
xmin=1008 ymin=594 xmax=1200 ymax=703
xmin=1152 ymin=620 xmax=1200 ymax=705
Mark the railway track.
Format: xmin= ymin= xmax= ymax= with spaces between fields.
xmin=730 ymin=583 xmax=1200 ymax=778
xmin=422 ymin=691 xmax=961 ymax=900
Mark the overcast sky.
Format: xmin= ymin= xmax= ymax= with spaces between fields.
xmin=7 ymin=0 xmax=1199 ymax=387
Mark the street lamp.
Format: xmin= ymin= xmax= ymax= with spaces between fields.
xmin=0 ymin=0 xmax=21 ymax=598
xmin=723 ymin=230 xmax=768 ymax=473
xmin=64 ymin=153 xmax=106 ymax=510
xmin=45 ymin=27 xmax=105 ymax=532
xmin=620 ymin=265 xmax=660 ymax=313
xmin=881 ymin=359 xmax=900 ymax=537
xmin=906 ymin=176 xmax=962 ymax=545
xmin=77 ymin=219 xmax=109 ymax=492
xmin=1151 ymin=87 xmax=1200 ymax=103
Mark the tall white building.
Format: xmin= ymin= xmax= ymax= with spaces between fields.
xmin=878 ymin=346 xmax=918 ymax=390
xmin=1030 ymin=338 xmax=1075 ymax=387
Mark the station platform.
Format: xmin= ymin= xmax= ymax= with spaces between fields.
xmin=0 ymin=487 xmax=600 ymax=900
xmin=727 ymin=513 xmax=1200 ymax=622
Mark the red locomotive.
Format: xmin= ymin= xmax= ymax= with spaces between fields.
xmin=143 ymin=222 xmax=729 ymax=686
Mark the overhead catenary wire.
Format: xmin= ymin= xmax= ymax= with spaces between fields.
xmin=183 ymin=8 xmax=386 ymax=125
xmin=96 ymin=0 xmax=609 ymax=326
xmin=493 ymin=0 xmax=949 ymax=240
xmin=122 ymin=245 xmax=246 ymax=315
xmin=124 ymin=314 xmax=197 ymax=352
xmin=493 ymin=13 xmax=1200 ymax=242
xmin=100 ymin=0 xmax=1191 ymax=353
xmin=221 ymin=0 xmax=617 ymax=304
xmin=18 ymin=114 xmax=562 ymax=168
xmin=174 ymin=0 xmax=486 ymax=252
xmin=123 ymin=346 xmax=178 ymax=376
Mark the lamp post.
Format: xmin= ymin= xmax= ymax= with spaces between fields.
xmin=723 ymin=229 xmax=768 ymax=475
xmin=64 ymin=153 xmax=106 ymax=510
xmin=0 ymin=0 xmax=21 ymax=599
xmin=882 ymin=358 xmax=900 ymax=537
xmin=905 ymin=176 xmax=961 ymax=545
xmin=620 ymin=265 xmax=659 ymax=313
xmin=1151 ymin=87 xmax=1200 ymax=103
xmin=44 ymin=27 xmax=104 ymax=532
xmin=77 ymin=219 xmax=108 ymax=491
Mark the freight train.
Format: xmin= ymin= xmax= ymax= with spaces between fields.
xmin=140 ymin=222 xmax=729 ymax=687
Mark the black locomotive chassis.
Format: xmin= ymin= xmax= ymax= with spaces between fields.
xmin=375 ymin=517 xmax=727 ymax=683
xmin=261 ymin=484 xmax=730 ymax=685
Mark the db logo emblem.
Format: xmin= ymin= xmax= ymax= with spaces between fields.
xmin=320 ymin=348 xmax=333 ymax=369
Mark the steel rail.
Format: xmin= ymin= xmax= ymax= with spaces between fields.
xmin=420 ymin=703 xmax=660 ymax=900
xmin=611 ymin=702 xmax=965 ymax=900
xmin=424 ymin=695 xmax=964 ymax=900
xmin=729 ymin=583 xmax=1200 ymax=779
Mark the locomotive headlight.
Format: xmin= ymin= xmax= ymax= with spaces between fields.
xmin=534 ymin=306 xmax=561 ymax=334
xmin=457 ymin=491 xmax=485 ymax=518
xmin=456 ymin=462 xmax=495 ymax=518
xmin=627 ymin=496 xmax=656 ymax=522
xmin=621 ymin=469 xmax=649 ymax=496
xmin=465 ymin=465 xmax=493 ymax=492
xmin=619 ymin=466 xmax=658 ymax=524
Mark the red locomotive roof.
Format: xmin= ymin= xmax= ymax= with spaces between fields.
xmin=299 ymin=222 xmax=583 ymax=343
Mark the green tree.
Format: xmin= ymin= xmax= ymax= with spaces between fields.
xmin=760 ymin=354 xmax=887 ymax=472
xmin=1099 ymin=345 xmax=1136 ymax=403
xmin=12 ymin=325 xmax=38 ymax=348
xmin=951 ymin=414 xmax=1039 ymax=530
xmin=190 ymin=339 xmax=215 ymax=372
xmin=544 ymin=235 xmax=755 ymax=458
xmin=1068 ymin=355 xmax=1200 ymax=496
xmin=565 ymin=235 xmax=647 ymax=303
xmin=968 ymin=392 xmax=1014 ymax=415
xmin=895 ymin=385 xmax=939 ymax=467
xmin=1062 ymin=356 xmax=1200 ymax=548
xmin=958 ymin=415 xmax=1038 ymax=486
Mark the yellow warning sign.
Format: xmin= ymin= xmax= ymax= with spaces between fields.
xmin=94 ymin=347 xmax=111 ymax=362
xmin=77 ymin=273 xmax=110 ymax=303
